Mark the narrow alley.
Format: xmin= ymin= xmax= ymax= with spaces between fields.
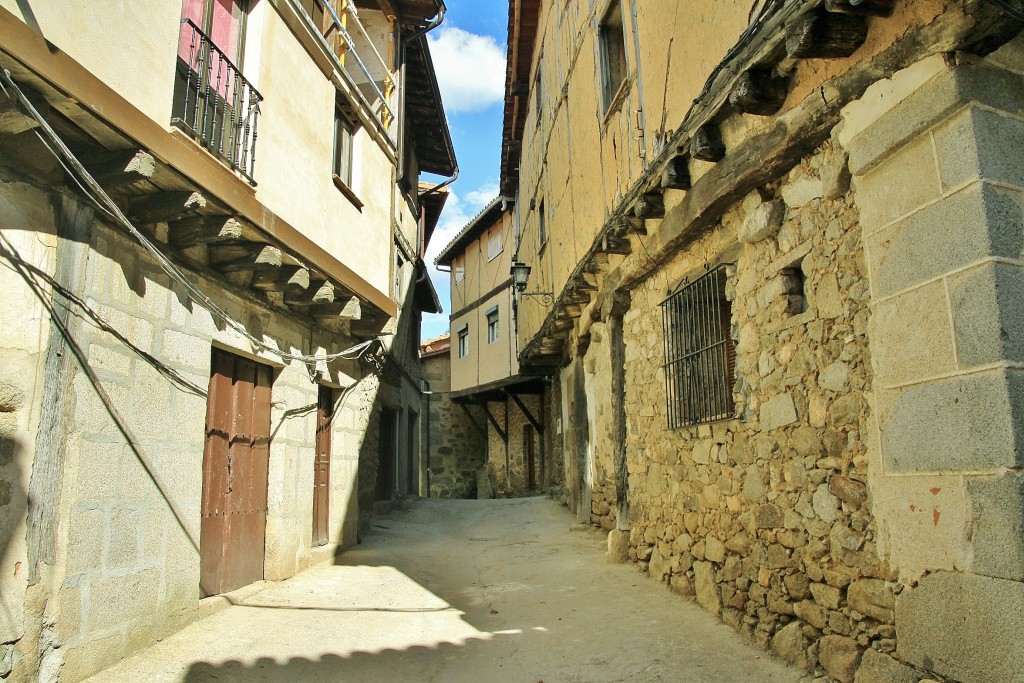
xmin=83 ymin=498 xmax=803 ymax=683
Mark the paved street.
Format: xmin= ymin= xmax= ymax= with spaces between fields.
xmin=85 ymin=497 xmax=804 ymax=682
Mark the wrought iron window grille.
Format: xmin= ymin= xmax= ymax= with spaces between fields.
xmin=660 ymin=264 xmax=736 ymax=429
xmin=172 ymin=18 xmax=263 ymax=185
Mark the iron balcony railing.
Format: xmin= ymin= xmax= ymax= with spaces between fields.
xmin=172 ymin=18 xmax=263 ymax=185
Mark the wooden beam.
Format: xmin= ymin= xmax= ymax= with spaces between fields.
xmin=824 ymin=0 xmax=893 ymax=17
xmin=252 ymin=265 xmax=310 ymax=293
xmin=483 ymin=403 xmax=508 ymax=443
xmin=691 ymin=123 xmax=726 ymax=162
xmin=85 ymin=149 xmax=157 ymax=189
xmin=787 ymin=9 xmax=869 ymax=59
xmin=509 ymin=392 xmax=544 ymax=434
xmin=634 ymin=191 xmax=666 ymax=219
xmin=169 ymin=215 xmax=245 ymax=248
xmin=0 ymin=87 xmax=46 ymax=134
xmin=309 ymin=296 xmax=361 ymax=321
xmin=661 ymin=156 xmax=691 ymax=191
xmin=216 ymin=245 xmax=282 ymax=273
xmin=129 ymin=191 xmax=209 ymax=224
xmin=602 ymin=235 xmax=632 ymax=256
xmin=729 ymin=69 xmax=790 ymax=116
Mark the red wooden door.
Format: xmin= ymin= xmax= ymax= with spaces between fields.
xmin=200 ymin=349 xmax=272 ymax=597
xmin=313 ymin=386 xmax=333 ymax=547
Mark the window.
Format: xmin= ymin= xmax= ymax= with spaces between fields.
xmin=534 ymin=59 xmax=543 ymax=119
xmin=599 ymin=1 xmax=628 ymax=111
xmin=454 ymin=256 xmax=465 ymax=283
xmin=538 ymin=200 xmax=547 ymax=247
xmin=661 ymin=266 xmax=735 ymax=429
xmin=333 ymin=104 xmax=354 ymax=187
xmin=486 ymin=306 xmax=500 ymax=343
xmin=458 ymin=325 xmax=469 ymax=358
xmin=487 ymin=226 xmax=503 ymax=261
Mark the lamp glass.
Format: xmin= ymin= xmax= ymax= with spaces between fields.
xmin=510 ymin=261 xmax=531 ymax=291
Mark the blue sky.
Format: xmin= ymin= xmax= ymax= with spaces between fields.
xmin=421 ymin=0 xmax=509 ymax=341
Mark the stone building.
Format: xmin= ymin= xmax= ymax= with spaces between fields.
xmin=434 ymin=198 xmax=555 ymax=497
xmin=501 ymin=0 xmax=1024 ymax=681
xmin=0 ymin=0 xmax=454 ymax=680
xmin=419 ymin=333 xmax=487 ymax=498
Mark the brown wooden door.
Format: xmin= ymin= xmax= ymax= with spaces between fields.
xmin=200 ymin=349 xmax=272 ymax=597
xmin=313 ymin=386 xmax=333 ymax=547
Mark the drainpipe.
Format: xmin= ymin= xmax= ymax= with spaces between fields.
xmin=421 ymin=379 xmax=432 ymax=497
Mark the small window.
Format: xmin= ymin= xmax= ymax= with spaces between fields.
xmin=486 ymin=306 xmax=500 ymax=343
xmin=454 ymin=256 xmax=465 ymax=283
xmin=599 ymin=1 xmax=627 ymax=111
xmin=333 ymin=105 xmax=354 ymax=186
xmin=538 ymin=200 xmax=547 ymax=247
xmin=487 ymin=226 xmax=503 ymax=261
xmin=661 ymin=266 xmax=735 ymax=429
xmin=458 ymin=325 xmax=469 ymax=358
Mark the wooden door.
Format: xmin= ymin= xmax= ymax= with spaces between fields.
xmin=200 ymin=349 xmax=272 ymax=597
xmin=313 ymin=386 xmax=333 ymax=547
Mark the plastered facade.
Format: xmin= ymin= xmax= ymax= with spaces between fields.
xmin=507 ymin=1 xmax=1024 ymax=681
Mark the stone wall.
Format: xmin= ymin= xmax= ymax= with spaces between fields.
xmin=621 ymin=139 xmax=888 ymax=682
xmin=0 ymin=176 xmax=385 ymax=682
xmin=487 ymin=393 xmax=544 ymax=497
xmin=420 ymin=352 xmax=486 ymax=499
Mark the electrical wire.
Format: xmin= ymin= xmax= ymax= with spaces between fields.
xmin=0 ymin=68 xmax=381 ymax=365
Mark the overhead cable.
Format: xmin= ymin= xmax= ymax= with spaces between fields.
xmin=0 ymin=68 xmax=381 ymax=365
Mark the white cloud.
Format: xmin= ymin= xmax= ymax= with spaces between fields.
xmin=421 ymin=181 xmax=501 ymax=339
xmin=427 ymin=27 xmax=506 ymax=114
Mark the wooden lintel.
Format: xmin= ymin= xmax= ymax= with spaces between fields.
xmin=787 ymin=9 xmax=869 ymax=59
xmin=692 ymin=123 xmax=726 ymax=162
xmin=824 ymin=0 xmax=893 ymax=17
xmin=129 ymin=191 xmax=210 ymax=224
xmin=661 ymin=156 xmax=691 ymax=191
xmin=728 ymin=69 xmax=790 ymax=116
xmin=170 ymin=215 xmax=246 ymax=248
xmin=509 ymin=392 xmax=544 ymax=434
xmin=85 ymin=149 xmax=157 ymax=189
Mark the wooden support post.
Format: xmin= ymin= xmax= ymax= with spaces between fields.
xmin=787 ymin=9 xmax=869 ymax=59
xmin=483 ymin=403 xmax=507 ymax=443
xmin=728 ymin=69 xmax=790 ymax=116
xmin=691 ymin=123 xmax=726 ymax=162
xmin=661 ymin=155 xmax=691 ymax=191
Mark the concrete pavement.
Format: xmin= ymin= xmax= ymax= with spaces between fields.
xmin=84 ymin=497 xmax=806 ymax=682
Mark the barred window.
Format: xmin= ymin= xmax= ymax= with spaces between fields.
xmin=661 ymin=265 xmax=735 ymax=429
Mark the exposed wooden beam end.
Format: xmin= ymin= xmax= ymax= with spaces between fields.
xmin=787 ymin=9 xmax=869 ymax=59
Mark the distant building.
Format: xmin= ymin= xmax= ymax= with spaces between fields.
xmin=0 ymin=0 xmax=453 ymax=679
xmin=501 ymin=0 xmax=1024 ymax=681
xmin=435 ymin=198 xmax=555 ymax=497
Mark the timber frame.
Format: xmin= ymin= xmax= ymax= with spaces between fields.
xmin=0 ymin=5 xmax=397 ymax=338
xmin=502 ymin=0 xmax=1022 ymax=371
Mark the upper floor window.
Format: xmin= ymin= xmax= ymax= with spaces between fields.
xmin=486 ymin=306 xmax=500 ymax=343
xmin=661 ymin=265 xmax=735 ymax=429
xmin=487 ymin=226 xmax=504 ymax=261
xmin=173 ymin=0 xmax=262 ymax=184
xmin=454 ymin=256 xmax=465 ymax=283
xmin=599 ymin=1 xmax=627 ymax=111
xmin=458 ymin=325 xmax=469 ymax=358
xmin=333 ymin=102 xmax=355 ymax=187
xmin=534 ymin=59 xmax=543 ymax=120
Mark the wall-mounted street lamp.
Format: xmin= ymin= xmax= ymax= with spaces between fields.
xmin=510 ymin=261 xmax=553 ymax=306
